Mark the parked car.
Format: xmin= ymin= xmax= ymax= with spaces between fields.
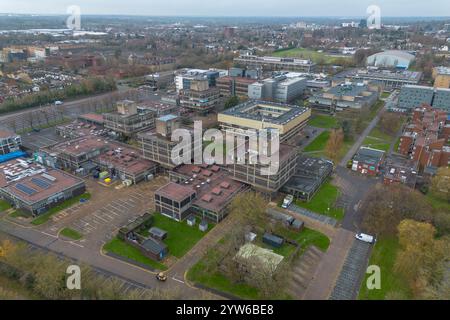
xmin=355 ymin=233 xmax=375 ymax=244
xmin=281 ymin=195 xmax=294 ymax=209
xmin=54 ymin=100 xmax=64 ymax=106
xmin=156 ymin=272 xmax=167 ymax=282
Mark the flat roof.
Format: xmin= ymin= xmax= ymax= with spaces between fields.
xmin=155 ymin=182 xmax=196 ymax=203
xmin=220 ymin=100 xmax=309 ymax=125
xmin=78 ymin=113 xmax=104 ymax=124
xmin=0 ymin=159 xmax=84 ymax=205
xmin=0 ymin=130 xmax=19 ymax=139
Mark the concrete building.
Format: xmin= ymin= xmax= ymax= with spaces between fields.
xmin=175 ymin=68 xmax=227 ymax=93
xmin=336 ymin=68 xmax=422 ymax=89
xmin=234 ymin=55 xmax=316 ymax=73
xmin=0 ymin=158 xmax=86 ymax=216
xmin=103 ymin=100 xmax=155 ymax=137
xmin=216 ymin=76 xmax=256 ymax=98
xmin=398 ymin=85 xmax=450 ymax=112
xmin=248 ymin=74 xmax=307 ymax=103
xmin=218 ymin=100 xmax=311 ymax=143
xmin=308 ymin=82 xmax=379 ymax=113
xmin=282 ymin=156 xmax=333 ymax=202
xmin=433 ymin=66 xmax=450 ymax=89
xmin=366 ymin=50 xmax=416 ymax=69
xmin=0 ymin=130 xmax=22 ymax=155
xmin=179 ymin=78 xmax=221 ymax=113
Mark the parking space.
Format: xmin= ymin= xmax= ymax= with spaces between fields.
xmin=42 ymin=176 xmax=168 ymax=247
xmin=21 ymin=127 xmax=66 ymax=150
xmin=329 ymin=239 xmax=373 ymax=300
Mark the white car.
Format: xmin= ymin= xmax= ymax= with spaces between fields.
xmin=54 ymin=100 xmax=64 ymax=106
xmin=282 ymin=195 xmax=294 ymax=209
xmin=355 ymin=233 xmax=375 ymax=244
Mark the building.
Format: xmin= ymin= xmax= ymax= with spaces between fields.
xmin=398 ymin=105 xmax=449 ymax=170
xmin=154 ymin=182 xmax=197 ymax=221
xmin=216 ymin=76 xmax=256 ymax=98
xmin=433 ymin=66 xmax=450 ymax=89
xmin=398 ymin=85 xmax=450 ymax=112
xmin=366 ymin=50 xmax=416 ymax=69
xmin=351 ymin=147 xmax=385 ymax=176
xmin=77 ymin=113 xmax=105 ymax=126
xmin=335 ymin=68 xmax=422 ymax=89
xmin=0 ymin=130 xmax=22 ymax=155
xmin=234 ymin=243 xmax=284 ymax=276
xmin=234 ymin=55 xmax=316 ymax=73
xmin=383 ymin=162 xmax=418 ymax=188
xmin=248 ymin=74 xmax=307 ymax=103
xmin=175 ymin=68 xmax=227 ymax=93
xmin=137 ymin=114 xmax=199 ymax=170
xmin=218 ymin=100 xmax=311 ymax=143
xmin=92 ymin=145 xmax=158 ymax=184
xmin=144 ymin=70 xmax=175 ymax=90
xmin=103 ymin=100 xmax=155 ymax=137
xmin=169 ymin=164 xmax=246 ymax=222
xmin=308 ymin=82 xmax=379 ymax=113
xmin=0 ymin=158 xmax=86 ymax=216
xmin=282 ymin=156 xmax=333 ymax=202
xmin=179 ymin=78 xmax=221 ymax=113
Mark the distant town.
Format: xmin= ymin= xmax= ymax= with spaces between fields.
xmin=0 ymin=11 xmax=449 ymax=302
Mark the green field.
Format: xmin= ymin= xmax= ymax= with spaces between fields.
xmin=31 ymin=193 xmax=91 ymax=226
xmin=103 ymin=237 xmax=168 ymax=271
xmin=144 ymin=213 xmax=213 ymax=258
xmin=60 ymin=228 xmax=83 ymax=240
xmin=303 ymin=131 xmax=330 ymax=153
xmin=295 ymin=180 xmax=344 ymax=220
xmin=187 ymin=227 xmax=329 ymax=299
xmin=272 ymin=48 xmax=352 ymax=65
xmin=0 ymin=200 xmax=11 ymax=212
xmin=308 ymin=115 xmax=339 ymax=129
xmin=359 ymin=237 xmax=412 ymax=300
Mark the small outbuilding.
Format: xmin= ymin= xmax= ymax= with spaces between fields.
xmin=263 ymin=233 xmax=284 ymax=248
xmin=149 ymin=227 xmax=168 ymax=240
xmin=140 ymin=237 xmax=168 ymax=261
xmin=199 ymin=219 xmax=208 ymax=232
xmin=187 ymin=215 xmax=196 ymax=227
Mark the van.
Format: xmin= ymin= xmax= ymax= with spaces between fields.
xmin=355 ymin=233 xmax=375 ymax=244
xmin=281 ymin=195 xmax=294 ymax=209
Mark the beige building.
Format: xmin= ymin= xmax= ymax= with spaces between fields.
xmin=433 ymin=67 xmax=450 ymax=89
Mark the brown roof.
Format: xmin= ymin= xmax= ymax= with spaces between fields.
xmin=155 ymin=182 xmax=196 ymax=202
xmin=0 ymin=130 xmax=18 ymax=139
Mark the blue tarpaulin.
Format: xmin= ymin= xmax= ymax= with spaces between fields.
xmin=0 ymin=151 xmax=27 ymax=163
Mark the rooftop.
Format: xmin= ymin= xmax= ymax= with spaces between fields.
xmin=155 ymin=182 xmax=196 ymax=203
xmin=220 ymin=100 xmax=309 ymax=125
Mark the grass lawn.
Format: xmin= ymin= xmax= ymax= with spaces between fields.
xmin=103 ymin=237 xmax=168 ymax=271
xmin=359 ymin=237 xmax=412 ymax=300
xmin=187 ymin=227 xmax=329 ymax=299
xmin=393 ymin=137 xmax=401 ymax=153
xmin=187 ymin=250 xmax=261 ymax=299
xmin=295 ymin=180 xmax=344 ymax=220
xmin=425 ymin=192 xmax=450 ymax=211
xmin=272 ymin=47 xmax=351 ymax=65
xmin=308 ymin=115 xmax=339 ymax=129
xmin=9 ymin=209 xmax=31 ymax=218
xmin=0 ymin=200 xmax=11 ymax=212
xmin=303 ymin=131 xmax=330 ymax=152
xmin=31 ymin=193 xmax=91 ymax=226
xmin=381 ymin=92 xmax=391 ymax=99
xmin=361 ymin=136 xmax=391 ymax=152
xmin=60 ymin=227 xmax=83 ymax=240
xmin=146 ymin=213 xmax=213 ymax=258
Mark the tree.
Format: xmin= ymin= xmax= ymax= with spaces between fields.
xmin=325 ymin=128 xmax=344 ymax=162
xmin=394 ymin=220 xmax=449 ymax=298
xmin=229 ymin=192 xmax=267 ymax=226
xmin=379 ymin=112 xmax=401 ymax=136
xmin=0 ymin=240 xmax=15 ymax=258
xmin=430 ymin=167 xmax=450 ymax=202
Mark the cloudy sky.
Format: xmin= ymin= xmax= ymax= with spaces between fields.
xmin=0 ymin=0 xmax=449 ymax=17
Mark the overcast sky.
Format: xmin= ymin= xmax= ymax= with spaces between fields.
xmin=0 ymin=0 xmax=449 ymax=17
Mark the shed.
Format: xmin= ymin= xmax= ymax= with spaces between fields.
xmin=140 ymin=238 xmax=168 ymax=261
xmin=187 ymin=215 xmax=196 ymax=227
xmin=263 ymin=233 xmax=284 ymax=248
xmin=199 ymin=220 xmax=208 ymax=232
xmin=149 ymin=227 xmax=168 ymax=240
xmin=290 ymin=219 xmax=305 ymax=231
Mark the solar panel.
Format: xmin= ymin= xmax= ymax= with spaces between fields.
xmin=15 ymin=183 xmax=37 ymax=196
xmin=31 ymin=177 xmax=51 ymax=189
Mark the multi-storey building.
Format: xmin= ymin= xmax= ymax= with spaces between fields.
xmin=0 ymin=130 xmax=22 ymax=155
xmin=234 ymin=55 xmax=316 ymax=73
xmin=398 ymin=85 xmax=450 ymax=112
xmin=216 ymin=76 xmax=256 ymax=98
xmin=103 ymin=100 xmax=155 ymax=137
xmin=335 ymin=68 xmax=422 ymax=89
xmin=248 ymin=74 xmax=307 ymax=103
xmin=218 ymin=100 xmax=311 ymax=143
xmin=433 ymin=66 xmax=450 ymax=89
